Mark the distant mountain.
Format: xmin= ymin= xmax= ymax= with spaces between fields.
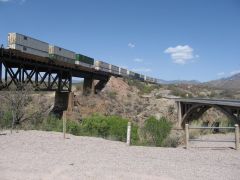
xmin=206 ymin=73 xmax=240 ymax=90
xmin=158 ymin=79 xmax=201 ymax=85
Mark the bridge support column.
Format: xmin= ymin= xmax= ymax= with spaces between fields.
xmin=177 ymin=102 xmax=183 ymax=128
xmin=83 ymin=78 xmax=94 ymax=95
xmin=94 ymin=79 xmax=109 ymax=94
xmin=52 ymin=91 xmax=74 ymax=116
xmin=0 ymin=62 xmax=2 ymax=83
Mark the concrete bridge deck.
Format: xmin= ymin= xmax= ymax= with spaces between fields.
xmin=175 ymin=98 xmax=240 ymax=107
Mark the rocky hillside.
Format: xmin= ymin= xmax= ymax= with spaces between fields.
xmin=206 ymin=73 xmax=240 ymax=90
xmin=73 ymin=77 xmax=177 ymax=126
xmin=72 ymin=77 xmax=232 ymax=127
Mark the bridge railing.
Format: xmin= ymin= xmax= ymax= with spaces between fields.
xmin=185 ymin=124 xmax=239 ymax=150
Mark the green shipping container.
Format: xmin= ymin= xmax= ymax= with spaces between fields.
xmin=76 ymin=54 xmax=94 ymax=65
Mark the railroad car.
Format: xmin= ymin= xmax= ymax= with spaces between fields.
xmin=49 ymin=45 xmax=75 ymax=64
xmin=8 ymin=32 xmax=49 ymax=57
xmin=6 ymin=33 xmax=160 ymax=85
xmin=110 ymin=64 xmax=120 ymax=75
xmin=127 ymin=70 xmax=135 ymax=78
xmin=75 ymin=54 xmax=94 ymax=68
xmin=120 ymin=68 xmax=128 ymax=76
xmin=94 ymin=60 xmax=111 ymax=73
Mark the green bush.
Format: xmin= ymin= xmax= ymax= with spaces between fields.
xmin=0 ymin=111 xmax=12 ymax=129
xmin=82 ymin=114 xmax=139 ymax=143
xmin=143 ymin=116 xmax=172 ymax=147
xmin=66 ymin=120 xmax=81 ymax=135
xmin=40 ymin=115 xmax=63 ymax=132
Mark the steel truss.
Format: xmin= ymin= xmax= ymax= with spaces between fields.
xmin=0 ymin=58 xmax=72 ymax=92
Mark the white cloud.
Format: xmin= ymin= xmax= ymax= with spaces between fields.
xmin=133 ymin=58 xmax=143 ymax=62
xmin=128 ymin=42 xmax=135 ymax=48
xmin=217 ymin=72 xmax=225 ymax=76
xmin=132 ymin=68 xmax=152 ymax=73
xmin=164 ymin=45 xmax=195 ymax=64
xmin=230 ymin=70 xmax=240 ymax=75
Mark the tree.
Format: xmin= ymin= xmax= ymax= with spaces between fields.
xmin=0 ymin=84 xmax=48 ymax=130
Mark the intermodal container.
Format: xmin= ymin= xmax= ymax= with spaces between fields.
xmin=134 ymin=73 xmax=141 ymax=79
xmin=8 ymin=33 xmax=49 ymax=53
xmin=110 ymin=65 xmax=120 ymax=74
xmin=76 ymin=54 xmax=94 ymax=65
xmin=8 ymin=44 xmax=49 ymax=57
xmin=127 ymin=70 xmax=135 ymax=77
xmin=120 ymin=68 xmax=128 ymax=76
xmin=94 ymin=60 xmax=110 ymax=72
xmin=49 ymin=45 xmax=75 ymax=60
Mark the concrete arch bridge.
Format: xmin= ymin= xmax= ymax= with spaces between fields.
xmin=175 ymin=98 xmax=240 ymax=128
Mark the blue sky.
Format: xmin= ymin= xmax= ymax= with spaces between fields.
xmin=1 ymin=0 xmax=240 ymax=82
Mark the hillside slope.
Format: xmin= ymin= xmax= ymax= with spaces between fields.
xmin=73 ymin=77 xmax=177 ymax=126
xmin=206 ymin=73 xmax=240 ymax=90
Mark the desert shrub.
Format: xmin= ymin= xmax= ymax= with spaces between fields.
xmin=143 ymin=116 xmax=172 ymax=147
xmin=107 ymin=91 xmax=117 ymax=99
xmin=189 ymin=130 xmax=200 ymax=139
xmin=82 ymin=115 xmax=110 ymax=137
xmin=67 ymin=120 xmax=82 ymax=136
xmin=171 ymin=88 xmax=187 ymax=97
xmin=0 ymin=111 xmax=12 ymax=129
xmin=162 ymin=134 xmax=181 ymax=147
xmin=189 ymin=120 xmax=208 ymax=137
xmin=219 ymin=90 xmax=234 ymax=99
xmin=155 ymin=94 xmax=162 ymax=99
xmin=82 ymin=114 xmax=139 ymax=143
xmin=168 ymin=85 xmax=192 ymax=98
xmin=125 ymin=78 xmax=160 ymax=95
xmin=40 ymin=115 xmax=63 ymax=132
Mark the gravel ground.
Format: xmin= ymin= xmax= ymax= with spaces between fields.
xmin=0 ymin=130 xmax=239 ymax=180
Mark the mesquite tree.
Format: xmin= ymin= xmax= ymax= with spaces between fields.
xmin=0 ymin=84 xmax=48 ymax=129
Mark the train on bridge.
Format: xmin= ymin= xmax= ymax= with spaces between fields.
xmin=7 ymin=33 xmax=160 ymax=84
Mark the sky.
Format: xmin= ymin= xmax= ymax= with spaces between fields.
xmin=0 ymin=0 xmax=240 ymax=82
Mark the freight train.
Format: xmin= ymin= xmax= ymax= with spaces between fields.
xmin=7 ymin=33 xmax=160 ymax=84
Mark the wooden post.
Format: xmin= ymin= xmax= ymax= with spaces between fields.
xmin=237 ymin=110 xmax=240 ymax=121
xmin=185 ymin=124 xmax=189 ymax=149
xmin=235 ymin=124 xmax=239 ymax=150
xmin=127 ymin=122 xmax=131 ymax=146
xmin=11 ymin=110 xmax=15 ymax=134
xmin=63 ymin=111 xmax=67 ymax=139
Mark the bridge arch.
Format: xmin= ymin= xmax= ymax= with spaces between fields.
xmin=181 ymin=104 xmax=238 ymax=128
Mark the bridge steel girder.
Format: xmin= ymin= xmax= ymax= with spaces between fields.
xmin=0 ymin=48 xmax=110 ymax=92
xmin=0 ymin=57 xmax=72 ymax=92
